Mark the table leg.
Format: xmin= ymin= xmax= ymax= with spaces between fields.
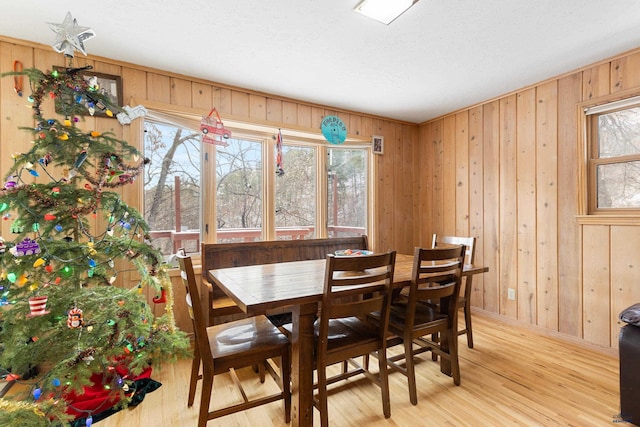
xmin=291 ymin=302 xmax=317 ymax=427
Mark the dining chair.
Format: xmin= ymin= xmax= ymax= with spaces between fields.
xmin=385 ymin=245 xmax=465 ymax=405
xmin=176 ymin=248 xmax=291 ymax=426
xmin=432 ymin=234 xmax=477 ymax=348
xmin=313 ymin=251 xmax=396 ymax=427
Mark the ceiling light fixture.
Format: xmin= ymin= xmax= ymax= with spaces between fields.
xmin=353 ymin=0 xmax=419 ymax=25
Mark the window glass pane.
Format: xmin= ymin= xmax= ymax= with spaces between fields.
xmin=275 ymin=145 xmax=316 ymax=239
xmin=327 ymin=148 xmax=367 ymax=237
xmin=144 ymin=120 xmax=201 ymax=256
xmin=596 ymin=161 xmax=640 ymax=208
xmin=597 ymin=107 xmax=640 ymax=158
xmin=216 ymin=138 xmax=263 ymax=242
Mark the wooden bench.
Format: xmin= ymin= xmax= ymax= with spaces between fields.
xmin=200 ymin=235 xmax=369 ymax=325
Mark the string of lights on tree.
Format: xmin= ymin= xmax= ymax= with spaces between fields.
xmin=0 ymin=12 xmax=189 ymax=426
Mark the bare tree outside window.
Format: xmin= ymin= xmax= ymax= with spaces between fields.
xmin=327 ymin=148 xmax=367 ymax=237
xmin=593 ymin=107 xmax=640 ymax=210
xmin=144 ymin=121 xmax=201 ymax=255
xmin=216 ymin=138 xmax=263 ymax=241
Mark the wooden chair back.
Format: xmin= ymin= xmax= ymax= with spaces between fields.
xmin=431 ymin=234 xmax=478 ymax=347
xmin=177 ymin=248 xmax=214 ymax=363
xmin=432 ymin=234 xmax=476 ymax=265
xmin=406 ymin=245 xmax=466 ymax=330
xmin=318 ymin=251 xmax=397 ymax=362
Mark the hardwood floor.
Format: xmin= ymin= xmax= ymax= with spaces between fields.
xmin=86 ymin=313 xmax=622 ymax=426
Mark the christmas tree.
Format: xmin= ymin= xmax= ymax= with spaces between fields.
xmin=0 ymin=13 xmax=189 ymax=426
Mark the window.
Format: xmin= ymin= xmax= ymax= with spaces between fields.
xmin=274 ymin=145 xmax=316 ymax=239
xmin=585 ymin=97 xmax=640 ymax=214
xmin=143 ymin=110 xmax=371 ymax=254
xmin=327 ymin=148 xmax=367 ymax=237
xmin=143 ymin=120 xmax=202 ymax=256
xmin=215 ymin=137 xmax=264 ymax=243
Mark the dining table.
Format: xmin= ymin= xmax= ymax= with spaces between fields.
xmin=208 ymin=253 xmax=488 ymax=427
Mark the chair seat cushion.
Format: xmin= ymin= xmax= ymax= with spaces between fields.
xmin=319 ymin=317 xmax=380 ymax=351
xmin=208 ymin=315 xmax=289 ymax=364
xmin=388 ymin=301 xmax=448 ymax=331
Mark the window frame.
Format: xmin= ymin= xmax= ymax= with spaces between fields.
xmin=579 ymin=92 xmax=640 ymax=219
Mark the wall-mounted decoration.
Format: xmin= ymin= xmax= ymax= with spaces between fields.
xmin=200 ymin=107 xmax=231 ymax=146
xmin=54 ymin=67 xmax=122 ymax=117
xmin=321 ymin=115 xmax=347 ymax=144
xmin=372 ymin=135 xmax=384 ymax=154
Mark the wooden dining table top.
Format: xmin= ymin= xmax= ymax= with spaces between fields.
xmin=208 ymin=253 xmax=488 ymax=316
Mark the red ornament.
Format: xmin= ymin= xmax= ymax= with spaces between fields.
xmin=152 ymin=288 xmax=167 ymax=304
xmin=44 ymin=213 xmax=57 ymax=221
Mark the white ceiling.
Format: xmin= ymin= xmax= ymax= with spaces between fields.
xmin=3 ymin=0 xmax=640 ymax=124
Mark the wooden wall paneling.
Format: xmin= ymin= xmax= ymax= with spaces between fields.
xmin=609 ymin=226 xmax=640 ymax=348
xmin=399 ymin=123 xmax=414 ymax=254
xmin=170 ymin=77 xmax=192 ymax=107
xmin=310 ymin=106 xmax=324 ymax=131
xmin=349 ymin=113 xmax=362 ymax=137
xmin=442 ymin=115 xmax=456 ymax=235
xmin=582 ymin=225 xmax=610 ymax=346
xmin=282 ymin=100 xmax=298 ymax=125
xmin=146 ymin=72 xmax=171 ymax=104
xmin=557 ymin=72 xmax=582 ymax=337
xmin=0 ymin=42 xmax=34 ymax=239
xmin=416 ymin=125 xmax=431 ymax=246
xmin=455 ymin=111 xmax=470 ymax=236
xmin=431 ymin=119 xmax=444 ymax=237
xmin=375 ymin=120 xmax=397 ymax=250
xmin=191 ymin=82 xmax=213 ymax=110
xmin=213 ymin=87 xmax=232 ymax=113
xmin=122 ymin=67 xmax=148 ymax=104
xmin=249 ymin=93 xmax=267 ymax=120
xmin=611 ymin=51 xmax=640 ymax=93
xmin=359 ymin=115 xmax=373 ymax=138
xmin=230 ymin=90 xmax=250 ymax=117
xmin=582 ymin=62 xmax=610 ymax=100
xmin=516 ymin=88 xmax=537 ymax=325
xmin=296 ymin=103 xmax=311 ymax=128
xmin=535 ymin=81 xmax=559 ymax=331
xmin=482 ymin=101 xmax=500 ymax=313
xmin=468 ymin=106 xmax=484 ymax=307
xmin=266 ymin=97 xmax=283 ymax=123
xmin=499 ymin=95 xmax=518 ymax=318
xmin=391 ymin=121 xmax=404 ymax=251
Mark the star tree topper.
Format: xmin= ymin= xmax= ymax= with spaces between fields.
xmin=48 ymin=12 xmax=96 ymax=57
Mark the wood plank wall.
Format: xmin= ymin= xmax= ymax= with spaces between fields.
xmin=0 ymin=36 xmax=417 ymax=332
xmin=418 ymin=47 xmax=640 ymax=351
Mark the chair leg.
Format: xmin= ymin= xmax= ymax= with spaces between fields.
xmin=281 ymin=351 xmax=291 ymax=423
xmin=188 ymin=351 xmax=201 ymax=407
xmin=464 ymin=302 xmax=474 ymax=348
xmin=259 ymin=361 xmax=266 ymax=383
xmin=198 ymin=371 xmax=214 ymax=427
xmin=449 ymin=328 xmax=461 ymax=386
xmin=317 ymin=365 xmax=329 ymax=427
xmin=431 ymin=333 xmax=439 ymax=361
xmin=404 ymin=337 xmax=418 ymax=405
xmin=377 ymin=349 xmax=391 ymax=418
